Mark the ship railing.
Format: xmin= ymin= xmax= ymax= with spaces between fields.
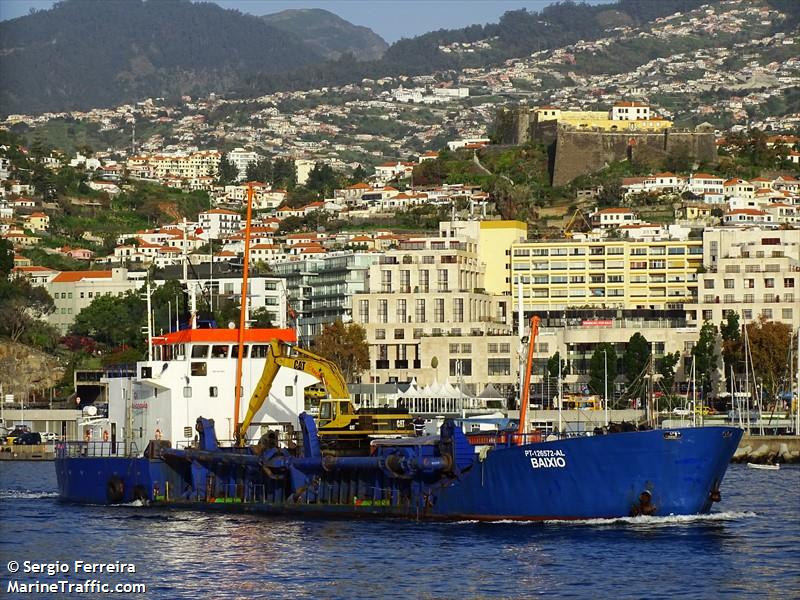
xmin=55 ymin=441 xmax=141 ymax=459
xmin=466 ymin=431 xmax=544 ymax=447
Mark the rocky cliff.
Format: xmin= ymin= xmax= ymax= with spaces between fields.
xmin=0 ymin=341 xmax=64 ymax=401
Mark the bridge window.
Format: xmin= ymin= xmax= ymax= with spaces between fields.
xmin=231 ymin=345 xmax=249 ymax=359
xmin=191 ymin=345 xmax=208 ymax=358
xmin=251 ymin=345 xmax=269 ymax=358
xmin=211 ymin=345 xmax=228 ymax=358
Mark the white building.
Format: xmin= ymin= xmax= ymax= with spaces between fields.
xmin=227 ymin=148 xmax=262 ymax=182
xmin=198 ymin=208 xmax=242 ymax=240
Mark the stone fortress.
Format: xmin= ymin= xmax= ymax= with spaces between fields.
xmin=503 ymin=102 xmax=718 ymax=186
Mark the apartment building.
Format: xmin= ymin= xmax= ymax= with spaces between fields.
xmin=509 ymin=238 xmax=703 ymax=312
xmin=127 ymin=150 xmax=221 ymax=180
xmin=198 ymin=208 xmax=241 ymax=240
xmin=46 ymin=268 xmax=146 ymax=334
xmin=438 ymin=219 xmax=528 ymax=296
xmin=273 ymin=251 xmax=379 ymax=344
xmin=227 ymin=148 xmax=261 ymax=181
xmin=353 ymin=236 xmax=512 ymax=391
xmin=686 ymin=228 xmax=799 ymax=329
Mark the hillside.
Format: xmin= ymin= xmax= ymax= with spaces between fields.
xmin=0 ymin=0 xmax=322 ymax=115
xmin=262 ymin=9 xmax=387 ymax=62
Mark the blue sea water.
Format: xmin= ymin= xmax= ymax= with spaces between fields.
xmin=0 ymin=461 xmax=798 ymax=599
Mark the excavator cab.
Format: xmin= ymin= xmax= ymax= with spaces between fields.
xmin=318 ymin=399 xmax=354 ymax=428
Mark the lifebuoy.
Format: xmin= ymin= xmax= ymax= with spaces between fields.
xmin=106 ymin=475 xmax=125 ymax=503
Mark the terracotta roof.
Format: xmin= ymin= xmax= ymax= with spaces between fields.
xmin=597 ymin=208 xmax=634 ymax=214
xmin=51 ymin=270 xmax=112 ymax=283
xmin=728 ymin=209 xmax=766 ymax=216
xmin=203 ymin=208 xmax=239 ymax=215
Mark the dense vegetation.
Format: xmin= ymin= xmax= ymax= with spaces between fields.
xmin=262 ymin=8 xmax=388 ymax=62
xmin=0 ymin=0 xmax=321 ymax=115
xmin=1 ymin=0 xmax=709 ymax=116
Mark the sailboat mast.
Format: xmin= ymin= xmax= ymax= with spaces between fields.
xmin=233 ymin=184 xmax=255 ymax=445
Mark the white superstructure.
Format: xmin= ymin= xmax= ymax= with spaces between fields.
xmin=105 ymin=328 xmax=317 ymax=448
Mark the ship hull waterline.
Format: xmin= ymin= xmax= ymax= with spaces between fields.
xmin=55 ymin=426 xmax=743 ymax=521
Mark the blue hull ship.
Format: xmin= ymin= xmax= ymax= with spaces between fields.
xmin=55 ymin=415 xmax=743 ymax=521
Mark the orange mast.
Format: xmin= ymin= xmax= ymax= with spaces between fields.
xmin=517 ymin=315 xmax=540 ymax=437
xmin=233 ymin=184 xmax=255 ymax=446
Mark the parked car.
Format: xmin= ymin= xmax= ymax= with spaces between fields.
xmin=41 ymin=432 xmax=59 ymax=442
xmin=3 ymin=425 xmax=31 ymax=445
xmin=12 ymin=431 xmax=42 ymax=445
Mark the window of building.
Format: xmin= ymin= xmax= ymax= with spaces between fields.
xmin=415 ymin=299 xmax=425 ymax=323
xmin=702 ymin=310 xmax=713 ymax=321
xmin=724 ymin=279 xmax=735 ymax=289
xmin=704 ymin=280 xmax=715 ymax=289
xmin=359 ymin=299 xmax=369 ymax=323
xmin=449 ymin=358 xmax=472 ymax=376
xmin=209 ymin=387 xmax=218 ymax=398
xmin=453 ymin=298 xmax=464 ymax=322
xmin=461 ymin=344 xmax=471 ymax=353
xmin=434 ymin=299 xmax=445 ymax=323
xmin=782 ymin=308 xmax=793 ymax=320
xmin=488 ymin=343 xmax=498 ymax=353
xmin=742 ymin=309 xmax=752 ymax=320
xmin=437 ymin=269 xmax=449 ymax=292
xmin=762 ymin=309 xmax=773 ymax=319
xmin=765 ymin=279 xmax=775 ymax=288
xmin=394 ymin=329 xmax=404 ymax=340
xmin=419 ymin=270 xmax=429 ymax=292
xmin=785 ymin=278 xmax=795 ymax=288
xmin=378 ymin=300 xmax=388 ymax=323
xmin=449 ymin=343 xmax=459 ymax=353
xmin=396 ymin=299 xmax=407 ymax=323
xmin=487 ymin=358 xmax=511 ymax=376
xmin=413 ymin=328 xmax=423 ymax=339
xmin=381 ymin=270 xmax=392 ymax=292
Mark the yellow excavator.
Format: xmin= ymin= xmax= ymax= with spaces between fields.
xmin=237 ymin=339 xmax=413 ymax=449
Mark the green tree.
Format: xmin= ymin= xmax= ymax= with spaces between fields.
xmin=720 ymin=311 xmax=742 ymax=391
xmin=306 ymin=162 xmax=339 ymax=197
xmin=217 ymin=154 xmax=240 ymax=185
xmin=693 ymin=321 xmax=718 ymax=395
xmin=0 ymin=278 xmax=55 ymax=343
xmin=744 ymin=318 xmax=792 ymax=403
xmin=311 ymin=319 xmax=369 ymax=382
xmin=588 ymin=342 xmax=616 ymax=398
xmin=623 ymin=332 xmax=650 ymax=384
xmin=547 ymin=351 xmax=564 ymax=379
xmin=349 ymin=165 xmax=368 ymax=184
xmin=245 ymin=157 xmax=273 ymax=183
xmin=656 ymin=351 xmax=681 ymax=396
xmin=272 ymin=158 xmax=297 ymax=190
xmin=70 ymin=290 xmax=146 ymax=350
xmin=250 ymin=307 xmax=274 ymax=328
xmin=0 ymin=238 xmax=13 ymax=276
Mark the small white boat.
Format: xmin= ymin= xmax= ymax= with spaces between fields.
xmin=747 ymin=462 xmax=780 ymax=471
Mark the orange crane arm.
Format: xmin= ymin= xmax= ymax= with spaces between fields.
xmin=517 ymin=315 xmax=540 ymax=436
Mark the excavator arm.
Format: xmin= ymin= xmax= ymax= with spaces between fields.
xmin=238 ymin=339 xmax=349 ymax=443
